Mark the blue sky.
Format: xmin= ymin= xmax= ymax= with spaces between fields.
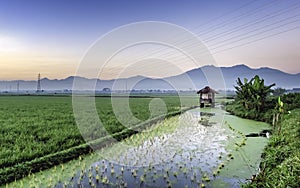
xmin=0 ymin=0 xmax=299 ymax=80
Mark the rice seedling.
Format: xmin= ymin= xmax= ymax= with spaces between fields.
xmin=111 ymin=168 xmax=115 ymax=175
xmin=202 ymin=175 xmax=210 ymax=182
xmin=220 ymin=163 xmax=225 ymax=168
xmin=140 ymin=175 xmax=145 ymax=183
xmin=102 ymin=176 xmax=109 ymax=184
xmin=213 ymin=170 xmax=218 ymax=177
xmin=163 ymin=173 xmax=168 ymax=179
xmin=95 ymin=174 xmax=99 ymax=182
xmin=173 ymin=171 xmax=178 ymax=177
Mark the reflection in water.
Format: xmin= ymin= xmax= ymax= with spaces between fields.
xmin=56 ymin=108 xmax=263 ymax=187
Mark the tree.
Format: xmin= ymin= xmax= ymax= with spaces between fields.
xmin=234 ymin=75 xmax=275 ymax=113
xmin=252 ymin=75 xmax=275 ymax=112
xmin=234 ymin=77 xmax=253 ymax=109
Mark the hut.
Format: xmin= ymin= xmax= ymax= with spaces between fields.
xmin=197 ymin=86 xmax=218 ymax=108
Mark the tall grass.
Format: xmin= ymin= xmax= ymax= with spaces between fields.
xmin=244 ymin=109 xmax=300 ymax=187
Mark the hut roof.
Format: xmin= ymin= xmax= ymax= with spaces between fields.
xmin=197 ymin=86 xmax=218 ymax=94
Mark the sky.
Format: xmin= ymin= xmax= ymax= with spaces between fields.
xmin=0 ymin=0 xmax=299 ymax=80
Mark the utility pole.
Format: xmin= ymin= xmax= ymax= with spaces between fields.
xmin=17 ymin=81 xmax=19 ymax=93
xmin=125 ymin=79 xmax=128 ymax=93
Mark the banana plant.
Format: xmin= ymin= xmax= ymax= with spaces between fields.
xmin=273 ymin=96 xmax=284 ymax=133
xmin=234 ymin=77 xmax=254 ymax=109
xmin=234 ymin=75 xmax=275 ymax=113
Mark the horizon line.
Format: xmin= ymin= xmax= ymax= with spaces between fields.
xmin=0 ymin=64 xmax=299 ymax=82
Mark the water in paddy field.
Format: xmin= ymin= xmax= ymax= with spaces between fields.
xmin=56 ymin=106 xmax=268 ymax=187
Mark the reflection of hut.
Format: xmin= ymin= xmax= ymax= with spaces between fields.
xmin=197 ymin=86 xmax=218 ymax=108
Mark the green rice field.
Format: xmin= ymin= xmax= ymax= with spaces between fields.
xmin=0 ymin=94 xmax=197 ymax=185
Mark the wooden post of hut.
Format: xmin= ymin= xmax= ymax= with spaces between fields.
xmin=197 ymin=86 xmax=218 ymax=108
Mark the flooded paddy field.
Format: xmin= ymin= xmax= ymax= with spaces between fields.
xmin=9 ymin=106 xmax=270 ymax=188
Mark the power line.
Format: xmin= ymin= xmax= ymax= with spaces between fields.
xmin=148 ymin=3 xmax=300 ymax=61
xmin=208 ymin=13 xmax=300 ymax=49
xmin=122 ymin=0 xmax=264 ymax=64
xmin=156 ymin=3 xmax=300 ymax=59
xmin=99 ymin=1 xmax=300 ymax=79
xmin=203 ymin=1 xmax=300 ymax=42
xmin=116 ymin=0 xmax=291 ymax=69
xmin=212 ymin=25 xmax=300 ymax=54
xmin=119 ymin=19 xmax=300 ymax=77
xmin=124 ymin=23 xmax=299 ymax=79
xmin=186 ymin=0 xmax=260 ymax=32
xmin=101 ymin=23 xmax=300 ymax=81
xmin=197 ymin=0 xmax=280 ymax=36
xmin=147 ymin=0 xmax=280 ymax=53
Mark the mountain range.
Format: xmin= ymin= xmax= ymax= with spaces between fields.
xmin=1 ymin=64 xmax=299 ymax=92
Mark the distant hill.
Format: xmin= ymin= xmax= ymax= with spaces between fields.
xmin=185 ymin=64 xmax=300 ymax=90
xmin=0 ymin=64 xmax=299 ymax=92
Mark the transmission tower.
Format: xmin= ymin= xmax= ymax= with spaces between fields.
xmin=36 ymin=73 xmax=41 ymax=93
xmin=17 ymin=81 xmax=19 ymax=93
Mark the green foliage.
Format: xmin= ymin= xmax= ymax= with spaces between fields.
xmin=280 ymin=92 xmax=300 ymax=110
xmin=227 ymin=88 xmax=300 ymax=187
xmin=234 ymin=75 xmax=275 ymax=113
xmin=227 ymin=92 xmax=300 ymax=123
xmin=0 ymin=95 xmax=196 ymax=185
xmin=0 ymin=141 xmax=92 ymax=185
xmin=226 ymin=100 xmax=275 ymax=123
xmin=277 ymin=96 xmax=284 ymax=113
xmin=245 ymin=109 xmax=300 ymax=187
xmin=0 ymin=96 xmax=82 ymax=169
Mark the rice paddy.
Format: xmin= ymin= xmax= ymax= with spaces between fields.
xmin=6 ymin=103 xmax=271 ymax=188
xmin=56 ymin=108 xmax=229 ymax=188
xmin=2 ymin=94 xmax=272 ymax=187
